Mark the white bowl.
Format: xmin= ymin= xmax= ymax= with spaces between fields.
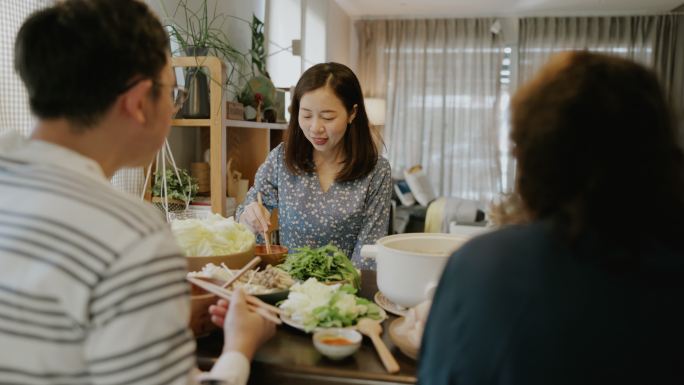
xmin=360 ymin=233 xmax=470 ymax=307
xmin=312 ymin=328 xmax=362 ymax=360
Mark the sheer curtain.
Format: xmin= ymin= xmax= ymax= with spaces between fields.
xmin=357 ymin=19 xmax=503 ymax=203
xmin=513 ymin=15 xmax=684 ymax=182
xmin=0 ymin=1 xmax=50 ymax=136
xmin=518 ymin=15 xmax=684 ymax=116
xmin=0 ymin=0 xmax=145 ymax=196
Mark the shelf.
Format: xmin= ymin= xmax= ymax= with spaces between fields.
xmin=171 ymin=118 xmax=210 ymax=127
xmin=168 ymin=55 xmax=226 ymax=217
xmin=224 ymin=119 xmax=288 ymax=130
xmin=172 ymin=119 xmax=288 ymax=130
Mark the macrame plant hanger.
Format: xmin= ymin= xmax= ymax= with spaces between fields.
xmin=141 ymin=138 xmax=191 ymax=222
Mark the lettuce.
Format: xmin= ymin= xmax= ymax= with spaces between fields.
xmin=278 ymin=244 xmax=361 ymax=289
xmin=171 ymin=214 xmax=255 ymax=256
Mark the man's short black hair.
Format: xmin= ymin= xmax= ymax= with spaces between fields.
xmin=14 ymin=0 xmax=169 ymax=129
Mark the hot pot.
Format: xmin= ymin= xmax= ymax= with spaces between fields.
xmin=360 ymin=233 xmax=470 ymax=308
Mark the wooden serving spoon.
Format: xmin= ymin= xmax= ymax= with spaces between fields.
xmin=356 ymin=318 xmax=400 ymax=373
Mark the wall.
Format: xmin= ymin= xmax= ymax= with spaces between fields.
xmin=326 ymin=0 xmax=352 ymax=67
xmin=302 ymin=0 xmax=327 ymax=71
xmin=266 ymin=0 xmax=302 ymax=88
xmin=267 ymin=0 xmax=354 ymax=88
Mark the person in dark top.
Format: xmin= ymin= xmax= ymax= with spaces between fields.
xmin=418 ymin=51 xmax=684 ymax=385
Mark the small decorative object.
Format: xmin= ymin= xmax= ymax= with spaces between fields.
xmin=263 ymin=107 xmax=277 ymax=123
xmin=180 ymin=47 xmax=210 ymax=118
xmin=274 ymin=88 xmax=287 ymax=123
xmin=237 ymin=75 xmax=276 ymax=120
xmin=244 ymin=105 xmax=257 ymax=121
xmin=190 ymin=162 xmax=210 ymax=194
xmin=226 ymin=158 xmax=248 ymax=205
xmin=255 ymin=93 xmax=263 ymax=123
xmin=226 ymin=101 xmax=245 ymax=120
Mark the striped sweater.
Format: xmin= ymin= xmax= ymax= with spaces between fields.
xmin=0 ymin=132 xmax=246 ymax=385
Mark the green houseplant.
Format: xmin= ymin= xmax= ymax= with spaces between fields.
xmin=161 ymin=0 xmax=265 ymax=95
xmin=152 ymin=168 xmax=199 ymax=211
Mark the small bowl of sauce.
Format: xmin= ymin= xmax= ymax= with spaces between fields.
xmin=312 ymin=328 xmax=362 ymax=360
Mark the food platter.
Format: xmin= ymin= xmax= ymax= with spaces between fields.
xmin=280 ymin=307 xmax=387 ymax=333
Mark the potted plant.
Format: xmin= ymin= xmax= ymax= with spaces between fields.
xmin=161 ymin=0 xmax=254 ymax=117
xmin=162 ymin=0 xmax=248 ymax=65
xmin=152 ymin=168 xmax=199 ymax=212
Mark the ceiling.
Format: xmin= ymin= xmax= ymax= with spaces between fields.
xmin=335 ymin=0 xmax=684 ymax=18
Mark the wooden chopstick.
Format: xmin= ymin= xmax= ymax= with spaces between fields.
xmin=220 ymin=256 xmax=261 ymax=289
xmin=256 ymin=192 xmax=272 ymax=254
xmin=187 ymin=276 xmax=282 ymax=324
xmin=189 ymin=276 xmax=283 ymax=314
xmin=186 ymin=276 xmax=283 ymax=325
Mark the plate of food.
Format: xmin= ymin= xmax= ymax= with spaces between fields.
xmin=278 ymin=278 xmax=386 ymax=333
xmin=187 ymin=262 xmax=294 ymax=304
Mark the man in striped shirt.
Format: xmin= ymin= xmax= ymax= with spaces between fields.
xmin=0 ymin=1 xmax=275 ymax=384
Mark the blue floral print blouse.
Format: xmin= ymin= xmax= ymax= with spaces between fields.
xmin=236 ymin=143 xmax=392 ymax=270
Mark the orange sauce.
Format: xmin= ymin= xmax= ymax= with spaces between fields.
xmin=321 ymin=337 xmax=354 ymax=346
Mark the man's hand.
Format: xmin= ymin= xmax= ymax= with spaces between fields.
xmin=208 ymin=289 xmax=276 ymax=360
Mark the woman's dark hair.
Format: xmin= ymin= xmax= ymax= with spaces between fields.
xmin=14 ymin=0 xmax=169 ymax=129
xmin=511 ymin=51 xmax=684 ymax=246
xmin=284 ymin=62 xmax=378 ymax=182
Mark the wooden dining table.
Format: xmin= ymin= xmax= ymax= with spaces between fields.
xmin=195 ymin=270 xmax=419 ymax=384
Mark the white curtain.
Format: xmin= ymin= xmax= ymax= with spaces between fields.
xmin=514 ymin=15 xmax=684 ymax=180
xmin=0 ymin=0 xmax=145 ymax=196
xmin=0 ymin=1 xmax=50 ymax=136
xmin=357 ymin=19 xmax=503 ymax=204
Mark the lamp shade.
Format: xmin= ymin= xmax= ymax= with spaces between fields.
xmin=364 ymin=98 xmax=386 ymax=126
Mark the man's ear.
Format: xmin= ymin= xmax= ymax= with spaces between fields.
xmin=121 ymin=79 xmax=153 ymax=124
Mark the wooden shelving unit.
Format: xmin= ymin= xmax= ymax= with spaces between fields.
xmin=170 ymin=56 xmax=226 ymax=216
xmin=225 ymin=119 xmax=287 ymax=187
xmin=169 ymin=56 xmax=289 ymax=215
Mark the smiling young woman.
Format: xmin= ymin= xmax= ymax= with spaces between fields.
xmin=236 ymin=63 xmax=392 ymax=269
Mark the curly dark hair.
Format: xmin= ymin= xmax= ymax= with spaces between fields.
xmin=511 ymin=51 xmax=684 ymax=246
xmin=14 ymin=0 xmax=169 ymax=129
xmin=284 ymin=62 xmax=378 ymax=182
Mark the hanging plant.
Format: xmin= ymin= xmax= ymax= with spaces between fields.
xmin=152 ymin=168 xmax=199 ymax=203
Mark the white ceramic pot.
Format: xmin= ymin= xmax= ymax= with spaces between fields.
xmin=361 ymin=233 xmax=470 ymax=308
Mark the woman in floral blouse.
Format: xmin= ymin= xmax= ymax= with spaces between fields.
xmin=237 ymin=62 xmax=391 ymax=270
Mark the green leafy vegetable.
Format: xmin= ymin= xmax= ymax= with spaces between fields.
xmin=278 ymin=244 xmax=360 ymax=289
xmin=279 ymin=278 xmax=383 ymax=331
